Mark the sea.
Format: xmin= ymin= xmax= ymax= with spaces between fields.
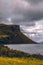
xmin=5 ymin=44 xmax=43 ymax=55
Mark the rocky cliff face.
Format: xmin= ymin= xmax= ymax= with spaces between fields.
xmin=0 ymin=24 xmax=20 ymax=32
xmin=0 ymin=24 xmax=37 ymax=44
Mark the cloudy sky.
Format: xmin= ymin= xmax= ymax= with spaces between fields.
xmin=0 ymin=0 xmax=43 ymax=42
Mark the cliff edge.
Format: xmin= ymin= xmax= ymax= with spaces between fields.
xmin=0 ymin=24 xmax=37 ymax=44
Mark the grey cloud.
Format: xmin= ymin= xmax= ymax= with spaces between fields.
xmin=25 ymin=0 xmax=43 ymax=4
xmin=0 ymin=0 xmax=43 ymax=42
xmin=0 ymin=0 xmax=43 ymax=26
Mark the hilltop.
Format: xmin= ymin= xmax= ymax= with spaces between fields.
xmin=0 ymin=24 xmax=37 ymax=44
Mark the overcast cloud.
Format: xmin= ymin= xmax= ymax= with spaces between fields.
xmin=0 ymin=0 xmax=43 ymax=23
xmin=0 ymin=0 xmax=43 ymax=42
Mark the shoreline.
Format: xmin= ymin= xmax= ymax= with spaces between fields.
xmin=0 ymin=45 xmax=43 ymax=60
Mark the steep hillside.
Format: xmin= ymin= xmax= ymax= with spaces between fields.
xmin=0 ymin=24 xmax=37 ymax=44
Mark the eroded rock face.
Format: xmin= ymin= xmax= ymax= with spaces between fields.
xmin=0 ymin=24 xmax=20 ymax=32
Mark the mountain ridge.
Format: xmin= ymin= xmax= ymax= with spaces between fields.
xmin=0 ymin=24 xmax=37 ymax=44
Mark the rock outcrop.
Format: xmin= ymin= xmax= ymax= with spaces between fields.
xmin=0 ymin=24 xmax=37 ymax=44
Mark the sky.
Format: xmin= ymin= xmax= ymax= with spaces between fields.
xmin=0 ymin=0 xmax=43 ymax=42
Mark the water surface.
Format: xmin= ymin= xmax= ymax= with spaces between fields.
xmin=5 ymin=44 xmax=43 ymax=55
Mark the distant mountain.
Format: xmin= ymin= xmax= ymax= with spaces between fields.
xmin=40 ymin=42 xmax=43 ymax=44
xmin=0 ymin=24 xmax=37 ymax=44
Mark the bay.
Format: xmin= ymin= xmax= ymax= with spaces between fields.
xmin=5 ymin=44 xmax=43 ymax=55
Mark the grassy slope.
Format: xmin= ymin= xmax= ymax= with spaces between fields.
xmin=18 ymin=32 xmax=37 ymax=43
xmin=0 ymin=57 xmax=43 ymax=65
xmin=0 ymin=45 xmax=43 ymax=65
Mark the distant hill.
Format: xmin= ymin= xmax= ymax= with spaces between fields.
xmin=40 ymin=42 xmax=43 ymax=44
xmin=0 ymin=24 xmax=37 ymax=44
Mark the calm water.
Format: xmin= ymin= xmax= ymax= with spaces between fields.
xmin=5 ymin=44 xmax=43 ymax=55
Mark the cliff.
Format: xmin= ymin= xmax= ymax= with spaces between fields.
xmin=0 ymin=24 xmax=37 ymax=44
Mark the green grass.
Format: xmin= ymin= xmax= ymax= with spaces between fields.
xmin=0 ymin=35 xmax=9 ymax=38
xmin=0 ymin=57 xmax=43 ymax=65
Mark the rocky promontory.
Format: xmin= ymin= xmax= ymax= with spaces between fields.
xmin=0 ymin=24 xmax=37 ymax=44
